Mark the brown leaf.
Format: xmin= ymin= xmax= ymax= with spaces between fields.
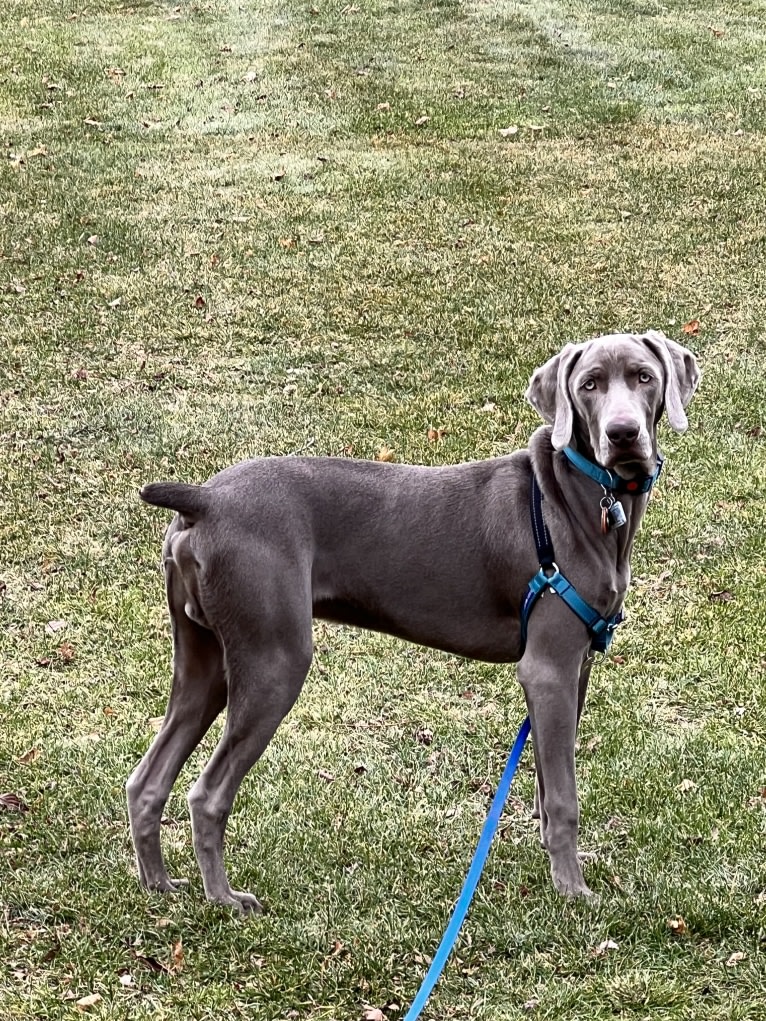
xmin=415 ymin=726 xmax=434 ymax=746
xmin=375 ymin=444 xmax=395 ymax=462
xmin=708 ymin=25 xmax=725 ymax=37
xmin=681 ymin=319 xmax=700 ymax=335
xmin=170 ymin=938 xmax=184 ymax=972
xmin=667 ymin=916 xmax=687 ymax=935
xmin=17 ymin=747 xmax=40 ymax=765
xmin=709 ymin=589 xmax=734 ymax=603
xmin=427 ymin=426 xmax=448 ymax=442
xmin=193 ymin=295 xmax=206 ymax=309
xmin=1 ymin=792 xmax=29 ymax=811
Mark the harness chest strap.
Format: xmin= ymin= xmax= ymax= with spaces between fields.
xmin=520 ymin=473 xmax=624 ymax=655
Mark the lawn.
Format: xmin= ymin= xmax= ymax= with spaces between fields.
xmin=1 ymin=0 xmax=765 ymax=1018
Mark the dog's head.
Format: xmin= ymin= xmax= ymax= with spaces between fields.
xmin=526 ymin=331 xmax=700 ymax=478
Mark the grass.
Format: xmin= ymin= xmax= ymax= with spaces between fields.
xmin=1 ymin=0 xmax=765 ymax=1018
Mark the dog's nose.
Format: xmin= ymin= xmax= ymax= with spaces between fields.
xmin=606 ymin=420 xmax=640 ymax=448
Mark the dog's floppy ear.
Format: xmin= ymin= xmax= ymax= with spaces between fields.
xmin=526 ymin=343 xmax=582 ymax=449
xmin=640 ymin=330 xmax=701 ymax=433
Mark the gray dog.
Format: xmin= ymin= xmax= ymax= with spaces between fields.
xmin=127 ymin=330 xmax=699 ymax=913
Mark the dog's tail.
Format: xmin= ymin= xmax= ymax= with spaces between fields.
xmin=139 ymin=482 xmax=211 ymax=521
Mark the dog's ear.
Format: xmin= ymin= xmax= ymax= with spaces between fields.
xmin=639 ymin=330 xmax=701 ymax=433
xmin=526 ymin=343 xmax=582 ymax=449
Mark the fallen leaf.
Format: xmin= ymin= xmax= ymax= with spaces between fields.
xmin=362 ymin=1009 xmax=386 ymax=1021
xmin=709 ymin=589 xmax=734 ymax=603
xmin=0 ymin=792 xmax=29 ymax=812
xmin=708 ymin=25 xmax=725 ymax=37
xmin=148 ymin=716 xmax=164 ymax=732
xmin=17 ymin=747 xmax=40 ymax=765
xmin=84 ymin=118 xmax=102 ymax=127
xmin=681 ymin=319 xmax=700 ymax=335
xmin=415 ymin=727 xmax=434 ymax=745
xmin=87 ymin=235 xmax=99 ymax=246
xmin=170 ymin=939 xmax=184 ymax=972
xmin=242 ymin=70 xmax=259 ymax=83
xmin=498 ymin=125 xmax=519 ymax=137
xmin=375 ymin=444 xmax=395 ymax=462
xmin=45 ymin=619 xmax=67 ymax=635
xmin=592 ymin=938 xmax=619 ymax=956
xmin=522 ymin=998 xmax=540 ymax=1011
xmin=414 ymin=115 xmax=430 ymax=126
xmin=193 ymin=295 xmax=206 ymax=309
xmin=75 ymin=993 xmax=102 ymax=1010
xmin=427 ymin=426 xmax=448 ymax=442
xmin=678 ymin=778 xmax=697 ymax=793
xmin=118 ymin=973 xmax=133 ymax=987
xmin=107 ymin=297 xmax=122 ymax=308
xmin=480 ymin=400 xmax=497 ymax=412
xmin=667 ymin=916 xmax=687 ymax=935
xmin=726 ymin=950 xmax=746 ymax=967
xmin=376 ymin=102 xmax=391 ymax=111
xmin=318 ymin=769 xmax=336 ymax=783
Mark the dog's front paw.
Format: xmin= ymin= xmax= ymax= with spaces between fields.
xmin=550 ymin=859 xmax=593 ymax=898
xmin=211 ymin=889 xmax=263 ymax=916
xmin=143 ymin=875 xmax=189 ymax=894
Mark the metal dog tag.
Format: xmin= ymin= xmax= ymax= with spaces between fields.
xmin=608 ymin=500 xmax=627 ymax=530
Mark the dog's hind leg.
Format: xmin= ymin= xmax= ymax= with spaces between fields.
xmin=187 ymin=599 xmax=314 ymax=915
xmin=126 ymin=559 xmax=227 ymax=893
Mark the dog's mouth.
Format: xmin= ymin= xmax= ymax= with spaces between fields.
xmin=605 ymin=453 xmax=655 ymax=479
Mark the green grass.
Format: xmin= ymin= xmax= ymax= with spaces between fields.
xmin=1 ymin=0 xmax=765 ymax=1018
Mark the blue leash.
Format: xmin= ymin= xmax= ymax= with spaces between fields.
xmin=402 ymin=716 xmax=531 ymax=1021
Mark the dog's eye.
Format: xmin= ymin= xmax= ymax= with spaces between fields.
xmin=638 ymin=371 xmax=653 ymax=384
xmin=582 ymin=378 xmax=597 ymax=391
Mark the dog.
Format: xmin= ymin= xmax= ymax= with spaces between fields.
xmin=127 ymin=330 xmax=699 ymax=912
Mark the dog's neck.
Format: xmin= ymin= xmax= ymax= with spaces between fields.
xmin=529 ymin=427 xmax=651 ymax=608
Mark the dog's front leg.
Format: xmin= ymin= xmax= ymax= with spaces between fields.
xmin=518 ymin=617 xmax=592 ymax=897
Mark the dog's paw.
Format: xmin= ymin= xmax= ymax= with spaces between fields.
xmin=551 ymin=860 xmax=593 ymax=898
xmin=211 ymin=889 xmax=264 ymax=916
xmin=144 ymin=876 xmax=189 ymax=894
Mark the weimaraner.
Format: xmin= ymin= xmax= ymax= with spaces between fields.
xmin=127 ymin=330 xmax=699 ymax=912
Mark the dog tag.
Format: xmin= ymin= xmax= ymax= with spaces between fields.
xmin=608 ymin=500 xmax=627 ymax=530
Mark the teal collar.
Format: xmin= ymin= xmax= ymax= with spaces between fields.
xmin=562 ymin=446 xmax=663 ymax=494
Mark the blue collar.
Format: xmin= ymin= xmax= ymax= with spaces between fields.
xmin=562 ymin=446 xmax=663 ymax=494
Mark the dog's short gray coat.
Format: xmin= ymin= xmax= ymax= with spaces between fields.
xmin=127 ymin=330 xmax=699 ymax=913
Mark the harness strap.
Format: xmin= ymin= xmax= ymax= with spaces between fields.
xmin=521 ymin=474 xmax=624 ymax=654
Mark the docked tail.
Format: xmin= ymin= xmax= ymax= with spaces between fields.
xmin=139 ymin=481 xmax=211 ymax=520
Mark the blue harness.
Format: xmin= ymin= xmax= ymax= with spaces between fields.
xmin=520 ymin=448 xmax=663 ymax=655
